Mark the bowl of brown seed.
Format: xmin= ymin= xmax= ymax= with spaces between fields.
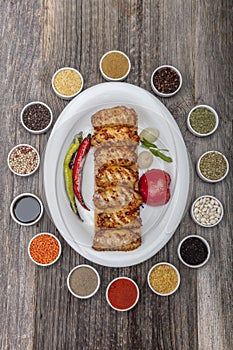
xmin=151 ymin=65 xmax=182 ymax=97
xmin=21 ymin=101 xmax=53 ymax=134
xmin=197 ymin=150 xmax=229 ymax=183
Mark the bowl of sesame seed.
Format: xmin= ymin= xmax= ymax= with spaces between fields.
xmin=7 ymin=144 xmax=40 ymax=176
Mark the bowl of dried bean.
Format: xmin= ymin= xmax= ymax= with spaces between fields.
xmin=191 ymin=195 xmax=224 ymax=227
xmin=28 ymin=233 xmax=61 ymax=266
xmin=177 ymin=235 xmax=210 ymax=268
xmin=147 ymin=262 xmax=180 ymax=296
xmin=196 ymin=150 xmax=229 ymax=183
xmin=21 ymin=101 xmax=53 ymax=134
xmin=151 ymin=65 xmax=182 ymax=97
xmin=7 ymin=144 xmax=40 ymax=176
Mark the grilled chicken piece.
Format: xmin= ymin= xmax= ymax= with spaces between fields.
xmin=92 ymin=228 xmax=141 ymax=251
xmin=91 ymin=126 xmax=139 ymax=147
xmin=94 ymin=146 xmax=137 ymax=167
xmin=93 ymin=185 xmax=143 ymax=210
xmin=91 ymin=106 xmax=138 ymax=129
xmin=96 ymin=165 xmax=138 ymax=188
xmin=96 ymin=208 xmax=141 ymax=229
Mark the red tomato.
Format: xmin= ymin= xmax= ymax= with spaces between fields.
xmin=139 ymin=169 xmax=171 ymax=206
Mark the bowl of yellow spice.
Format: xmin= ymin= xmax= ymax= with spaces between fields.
xmin=99 ymin=50 xmax=131 ymax=81
xmin=147 ymin=262 xmax=180 ymax=296
xmin=52 ymin=67 xmax=83 ymax=100
xmin=187 ymin=105 xmax=219 ymax=137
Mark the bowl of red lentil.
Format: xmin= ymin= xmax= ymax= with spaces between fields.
xmin=196 ymin=150 xmax=229 ymax=183
xmin=147 ymin=262 xmax=180 ymax=296
xmin=106 ymin=277 xmax=139 ymax=311
xmin=28 ymin=233 xmax=61 ymax=266
xmin=51 ymin=67 xmax=84 ymax=100
xmin=151 ymin=65 xmax=182 ymax=97
xmin=20 ymin=101 xmax=53 ymax=134
xmin=7 ymin=144 xmax=40 ymax=176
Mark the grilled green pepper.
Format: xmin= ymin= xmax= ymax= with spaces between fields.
xmin=63 ymin=132 xmax=83 ymax=220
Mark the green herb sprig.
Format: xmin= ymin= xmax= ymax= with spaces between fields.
xmin=141 ymin=138 xmax=173 ymax=163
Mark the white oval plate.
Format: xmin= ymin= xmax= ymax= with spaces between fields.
xmin=43 ymin=82 xmax=190 ymax=267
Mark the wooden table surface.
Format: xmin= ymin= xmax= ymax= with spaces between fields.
xmin=1 ymin=1 xmax=232 ymax=349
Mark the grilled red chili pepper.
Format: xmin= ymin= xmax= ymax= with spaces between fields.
xmin=72 ymin=134 xmax=91 ymax=210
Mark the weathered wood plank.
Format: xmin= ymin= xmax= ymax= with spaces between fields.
xmin=0 ymin=1 xmax=43 ymax=349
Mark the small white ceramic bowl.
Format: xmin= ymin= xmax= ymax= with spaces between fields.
xmin=177 ymin=235 xmax=210 ymax=268
xmin=67 ymin=264 xmax=100 ymax=299
xmin=106 ymin=277 xmax=139 ymax=311
xmin=28 ymin=233 xmax=61 ymax=267
xmin=99 ymin=50 xmax=131 ymax=81
xmin=197 ymin=150 xmax=229 ymax=183
xmin=52 ymin=67 xmax=84 ymax=100
xmin=147 ymin=262 xmax=180 ymax=296
xmin=7 ymin=144 xmax=40 ymax=176
xmin=151 ymin=65 xmax=182 ymax=97
xmin=10 ymin=192 xmax=44 ymax=226
xmin=20 ymin=101 xmax=53 ymax=134
xmin=187 ymin=105 xmax=219 ymax=137
xmin=191 ymin=195 xmax=224 ymax=227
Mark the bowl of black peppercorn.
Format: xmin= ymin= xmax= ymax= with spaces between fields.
xmin=177 ymin=235 xmax=210 ymax=268
xmin=21 ymin=101 xmax=53 ymax=134
xmin=151 ymin=65 xmax=182 ymax=97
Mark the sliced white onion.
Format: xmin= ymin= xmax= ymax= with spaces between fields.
xmin=138 ymin=151 xmax=153 ymax=169
xmin=139 ymin=127 xmax=160 ymax=143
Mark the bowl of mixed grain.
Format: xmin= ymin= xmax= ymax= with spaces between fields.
xmin=191 ymin=195 xmax=224 ymax=227
xmin=187 ymin=105 xmax=219 ymax=137
xmin=21 ymin=101 xmax=53 ymax=134
xmin=7 ymin=144 xmax=40 ymax=176
xmin=197 ymin=150 xmax=229 ymax=183
xmin=52 ymin=67 xmax=84 ymax=100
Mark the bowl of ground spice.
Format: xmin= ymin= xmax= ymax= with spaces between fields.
xmin=28 ymin=233 xmax=61 ymax=266
xmin=151 ymin=65 xmax=182 ymax=97
xmin=7 ymin=144 xmax=40 ymax=176
xmin=147 ymin=262 xmax=180 ymax=296
xmin=99 ymin=50 xmax=131 ymax=81
xmin=197 ymin=150 xmax=229 ymax=183
xmin=106 ymin=277 xmax=139 ymax=311
xmin=67 ymin=265 xmax=100 ymax=299
xmin=178 ymin=235 xmax=210 ymax=268
xmin=52 ymin=67 xmax=84 ymax=100
xmin=187 ymin=105 xmax=219 ymax=137
xmin=191 ymin=195 xmax=224 ymax=227
xmin=21 ymin=101 xmax=53 ymax=134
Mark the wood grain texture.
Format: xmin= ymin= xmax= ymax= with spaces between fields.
xmin=0 ymin=0 xmax=232 ymax=349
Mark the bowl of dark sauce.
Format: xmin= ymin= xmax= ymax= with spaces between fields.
xmin=10 ymin=193 xmax=43 ymax=226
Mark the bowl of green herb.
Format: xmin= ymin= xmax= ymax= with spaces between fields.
xmin=197 ymin=150 xmax=229 ymax=183
xmin=187 ymin=105 xmax=219 ymax=137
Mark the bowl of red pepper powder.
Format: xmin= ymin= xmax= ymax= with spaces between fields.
xmin=106 ymin=277 xmax=139 ymax=311
xmin=28 ymin=233 xmax=61 ymax=266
